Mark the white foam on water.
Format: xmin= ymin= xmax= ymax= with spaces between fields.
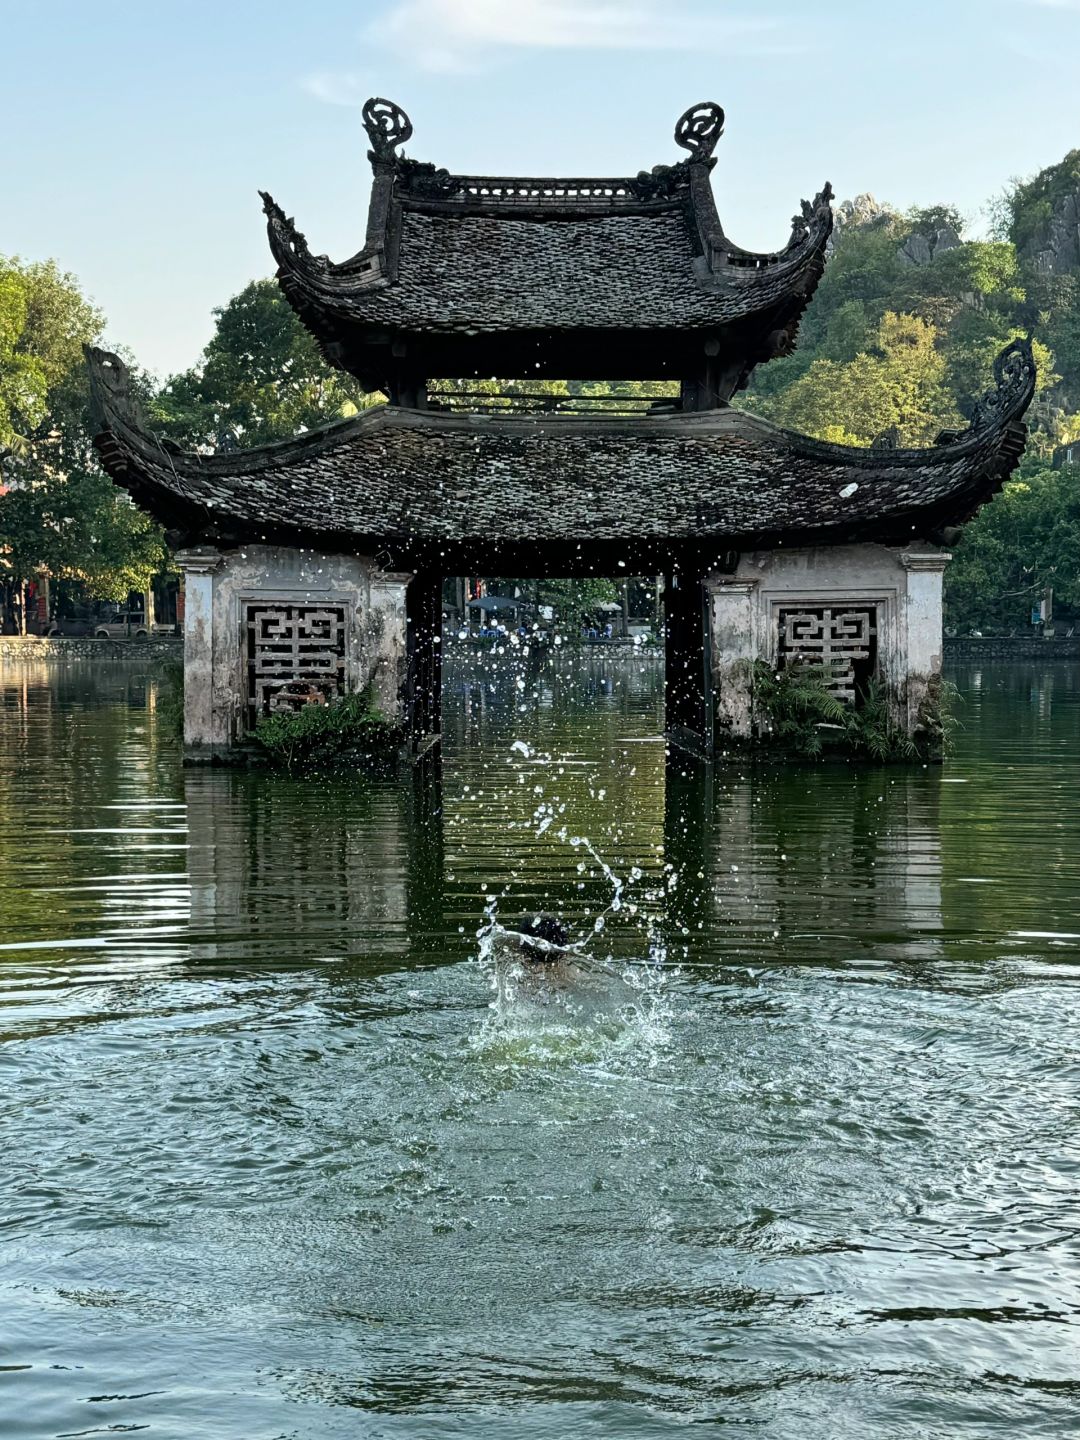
xmin=470 ymin=890 xmax=671 ymax=1067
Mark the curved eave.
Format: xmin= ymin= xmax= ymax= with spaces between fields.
xmin=86 ymin=340 xmax=1035 ymax=556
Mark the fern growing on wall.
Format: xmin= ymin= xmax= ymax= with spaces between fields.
xmin=748 ymin=661 xmax=938 ymax=761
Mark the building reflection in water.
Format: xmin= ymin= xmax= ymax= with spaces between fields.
xmin=665 ymin=762 xmax=944 ymax=970
xmin=183 ymin=769 xmax=418 ymax=969
xmin=179 ymin=648 xmax=944 ymax=977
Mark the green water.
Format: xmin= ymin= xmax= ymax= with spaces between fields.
xmin=1 ymin=654 xmax=1079 ymax=1438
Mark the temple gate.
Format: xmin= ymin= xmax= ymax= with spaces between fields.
xmin=88 ymin=99 xmax=1035 ymax=762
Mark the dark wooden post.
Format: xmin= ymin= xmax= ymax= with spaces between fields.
xmin=664 ymin=562 xmax=713 ymax=759
xmin=405 ymin=568 xmax=443 ymax=755
xmin=663 ymin=753 xmax=715 ymax=938
xmin=406 ymin=744 xmax=445 ymax=947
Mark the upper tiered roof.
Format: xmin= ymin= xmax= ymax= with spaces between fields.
xmin=260 ymin=99 xmax=834 ymax=401
xmin=87 ymin=339 xmax=1035 ymax=569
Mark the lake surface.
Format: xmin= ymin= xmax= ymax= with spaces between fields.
xmin=1 ymin=653 xmax=1079 ymax=1438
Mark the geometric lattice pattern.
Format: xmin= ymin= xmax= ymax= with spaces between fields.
xmin=778 ymin=606 xmax=878 ymax=703
xmin=245 ymin=604 xmax=346 ymax=726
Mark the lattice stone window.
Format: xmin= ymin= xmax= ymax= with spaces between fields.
xmin=245 ymin=603 xmax=347 ymax=726
xmin=777 ymin=606 xmax=878 ymax=703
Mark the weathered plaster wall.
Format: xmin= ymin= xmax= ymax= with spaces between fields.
xmin=175 ymin=545 xmax=409 ymax=761
xmin=707 ymin=544 xmax=950 ymax=740
xmin=901 ymin=554 xmax=947 ymax=730
xmin=367 ymin=571 xmax=411 ymax=721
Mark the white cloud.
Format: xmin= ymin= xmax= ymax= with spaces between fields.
xmin=370 ymin=0 xmax=779 ymax=57
xmin=301 ymin=1 xmax=802 ymax=101
xmin=302 ymin=0 xmax=796 ymax=82
xmin=301 ymin=71 xmax=373 ymax=107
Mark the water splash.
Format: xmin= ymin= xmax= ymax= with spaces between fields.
xmin=473 ymin=872 xmax=671 ymax=1066
xmin=465 ymin=723 xmax=674 ymax=1063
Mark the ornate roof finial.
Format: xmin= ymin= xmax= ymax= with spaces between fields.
xmin=871 ymin=426 xmax=901 ymax=451
xmin=259 ymin=191 xmax=316 ymax=266
xmin=674 ymin=102 xmax=725 ymax=161
xmin=84 ymin=346 xmax=145 ymax=431
xmin=363 ymin=97 xmax=413 ymax=161
xmin=970 ymin=337 xmax=1037 ymax=432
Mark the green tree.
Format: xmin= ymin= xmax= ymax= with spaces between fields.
xmin=0 ymin=257 xmax=103 ymax=454
xmin=944 ymin=456 xmax=1080 ymax=631
xmin=750 ymin=312 xmax=962 ymax=446
xmin=0 ymin=257 xmax=165 ymax=627
xmin=480 ymin=576 xmax=618 ymax=635
xmin=153 ymin=279 xmax=373 ymax=447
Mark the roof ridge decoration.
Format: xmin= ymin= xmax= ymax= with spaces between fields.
xmin=87 ymin=337 xmax=1036 ymax=460
xmin=91 ymin=334 xmax=1042 ymax=457
xmin=362 ymin=97 xmax=413 ymax=162
xmin=377 ymin=99 xmax=731 ymax=208
xmin=970 ymin=337 xmax=1036 ymax=432
xmin=674 ymin=102 xmax=725 ymax=161
xmin=259 ymin=192 xmax=324 ymax=273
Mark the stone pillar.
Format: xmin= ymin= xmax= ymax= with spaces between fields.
xmin=708 ymin=579 xmax=760 ymax=740
xmin=174 ymin=547 xmax=222 ymax=760
xmin=143 ymin=586 xmax=156 ymax=630
xmin=901 ymin=550 xmax=950 ymax=731
xmin=367 ymin=572 xmax=410 ymax=724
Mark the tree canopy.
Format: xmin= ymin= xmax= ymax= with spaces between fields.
xmin=152 ymin=280 xmax=373 ymax=448
xmin=0 ymin=257 xmax=165 ymax=616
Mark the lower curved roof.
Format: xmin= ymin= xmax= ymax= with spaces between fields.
xmin=87 ymin=341 xmax=1035 ymax=560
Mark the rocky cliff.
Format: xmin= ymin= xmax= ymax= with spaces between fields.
xmin=1028 ymin=189 xmax=1080 ymax=275
xmin=1011 ymin=150 xmax=1080 ymax=276
xmin=830 ymin=193 xmax=961 ymax=266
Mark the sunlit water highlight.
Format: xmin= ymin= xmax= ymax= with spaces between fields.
xmin=1 ymin=653 xmax=1079 ymax=1437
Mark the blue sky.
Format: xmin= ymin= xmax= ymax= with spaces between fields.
xmin=4 ymin=0 xmax=1079 ymax=378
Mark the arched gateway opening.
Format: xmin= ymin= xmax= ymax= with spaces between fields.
xmin=87 ymin=98 xmax=1034 ymax=764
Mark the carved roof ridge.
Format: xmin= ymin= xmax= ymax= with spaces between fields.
xmin=363 ymin=95 xmax=723 ymax=175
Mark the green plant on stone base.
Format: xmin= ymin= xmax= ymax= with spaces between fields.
xmin=748 ymin=660 xmax=939 ymax=762
xmin=912 ymin=674 xmax=961 ymax=759
xmin=749 ymin=659 xmax=850 ymax=757
xmin=248 ymin=689 xmax=401 ymax=775
xmin=852 ymin=679 xmax=920 ymax=762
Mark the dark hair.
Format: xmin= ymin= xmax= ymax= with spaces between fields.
xmin=519 ymin=914 xmax=570 ymax=963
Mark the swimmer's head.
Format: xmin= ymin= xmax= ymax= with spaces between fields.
xmin=519 ymin=914 xmax=570 ymax=964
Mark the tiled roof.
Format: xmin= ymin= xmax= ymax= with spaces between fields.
xmin=266 ymin=200 xmax=832 ymax=337
xmin=87 ymin=341 xmax=1035 ymax=556
xmin=259 ymin=100 xmax=833 ymax=386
